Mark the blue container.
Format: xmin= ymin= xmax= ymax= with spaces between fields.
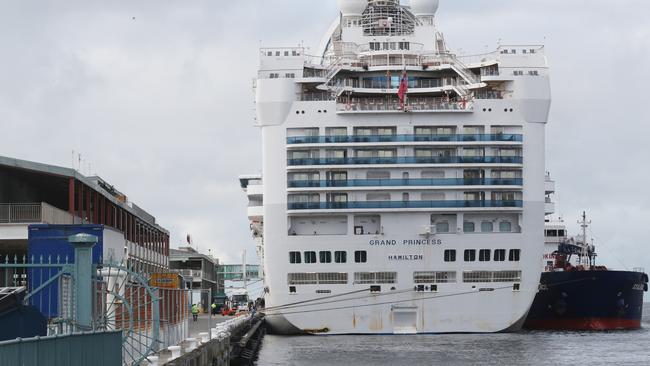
xmin=27 ymin=224 xmax=105 ymax=319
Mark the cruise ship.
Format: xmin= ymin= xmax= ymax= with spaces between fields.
xmin=241 ymin=0 xmax=551 ymax=334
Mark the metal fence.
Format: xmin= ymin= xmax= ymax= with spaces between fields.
xmin=0 ymin=330 xmax=122 ymax=366
xmin=0 ymin=234 xmax=192 ymax=366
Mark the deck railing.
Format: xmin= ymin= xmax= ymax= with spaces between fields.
xmin=287 ymin=156 xmax=523 ymax=166
xmin=287 ymin=133 xmax=522 ymax=144
xmin=0 ymin=202 xmax=74 ymax=224
xmin=288 ymin=178 xmax=523 ymax=188
xmin=288 ymin=200 xmax=523 ymax=210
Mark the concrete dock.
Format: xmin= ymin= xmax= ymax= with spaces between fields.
xmin=147 ymin=313 xmax=265 ymax=366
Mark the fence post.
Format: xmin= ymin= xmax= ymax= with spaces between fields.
xmin=68 ymin=233 xmax=97 ymax=331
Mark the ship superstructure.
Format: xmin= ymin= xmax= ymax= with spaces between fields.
xmin=247 ymin=0 xmax=552 ymax=334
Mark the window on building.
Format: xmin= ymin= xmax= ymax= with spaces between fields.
xmin=464 ymin=249 xmax=476 ymax=262
xmin=481 ymin=222 xmax=494 ymax=233
xmin=355 ymin=251 xmax=367 ymax=263
xmin=444 ymin=250 xmax=456 ymax=262
xmin=304 ymin=251 xmax=317 ymax=263
xmin=494 ymin=249 xmax=506 ymax=261
xmin=335 ymin=251 xmax=347 ymax=263
xmin=509 ymin=249 xmax=521 ymax=262
xmin=479 ymin=249 xmax=491 ymax=262
xmin=319 ymin=251 xmax=332 ymax=263
xmin=499 ymin=221 xmax=512 ymax=232
xmin=289 ymin=251 xmax=301 ymax=264
xmin=463 ymin=222 xmax=475 ymax=233
xmin=436 ymin=221 xmax=450 ymax=233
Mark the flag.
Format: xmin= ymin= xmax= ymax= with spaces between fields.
xmin=397 ymin=71 xmax=408 ymax=109
xmin=186 ymin=234 xmax=191 ymax=245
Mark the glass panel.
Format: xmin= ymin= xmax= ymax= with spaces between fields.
xmin=481 ymin=222 xmax=494 ymax=232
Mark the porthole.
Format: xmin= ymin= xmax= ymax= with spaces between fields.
xmin=509 ymin=108 xmax=514 ymax=112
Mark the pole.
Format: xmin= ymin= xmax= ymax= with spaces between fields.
xmin=68 ymin=233 xmax=98 ymax=331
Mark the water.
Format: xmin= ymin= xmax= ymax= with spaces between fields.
xmin=256 ymin=304 xmax=650 ymax=365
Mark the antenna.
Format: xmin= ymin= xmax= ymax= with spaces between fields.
xmin=577 ymin=211 xmax=591 ymax=266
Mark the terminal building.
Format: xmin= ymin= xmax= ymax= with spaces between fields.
xmin=169 ymin=247 xmax=221 ymax=308
xmin=0 ymin=156 xmax=170 ymax=274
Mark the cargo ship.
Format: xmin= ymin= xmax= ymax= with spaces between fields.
xmin=524 ymin=212 xmax=648 ymax=330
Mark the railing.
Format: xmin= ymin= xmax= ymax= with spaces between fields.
xmin=333 ymin=78 xmax=455 ymax=90
xmin=287 ymin=134 xmax=522 ymax=144
xmin=298 ymin=92 xmax=335 ymax=101
xmin=288 ymin=178 xmax=523 ymax=188
xmin=287 ymin=200 xmax=523 ymax=210
xmin=287 ymin=156 xmax=523 ymax=166
xmin=336 ymin=96 xmax=474 ymax=112
xmin=475 ymin=91 xmax=504 ymax=99
xmin=173 ymin=269 xmax=204 ymax=279
xmin=0 ymin=202 xmax=74 ymax=224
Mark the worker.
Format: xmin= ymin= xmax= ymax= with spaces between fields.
xmin=191 ymin=303 xmax=199 ymax=322
xmin=211 ymin=301 xmax=217 ymax=317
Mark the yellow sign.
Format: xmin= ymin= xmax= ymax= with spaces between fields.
xmin=149 ymin=273 xmax=181 ymax=289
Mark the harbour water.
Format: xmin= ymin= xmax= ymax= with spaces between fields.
xmin=256 ymin=304 xmax=650 ymax=365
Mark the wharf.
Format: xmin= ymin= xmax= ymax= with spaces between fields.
xmin=150 ymin=313 xmax=265 ymax=366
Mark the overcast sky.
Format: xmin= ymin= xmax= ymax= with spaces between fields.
xmin=1 ymin=0 xmax=649 ymax=271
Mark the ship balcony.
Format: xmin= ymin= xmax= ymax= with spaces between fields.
xmin=287 ymin=200 xmax=523 ymax=211
xmin=247 ymin=205 xmax=264 ymax=220
xmin=336 ymin=96 xmax=474 ymax=114
xmin=545 ymin=176 xmax=555 ymax=195
xmin=287 ymin=156 xmax=523 ymax=167
xmin=326 ymin=78 xmax=477 ymax=95
xmin=545 ymin=199 xmax=555 ymax=215
xmin=288 ymin=178 xmax=523 ymax=189
xmin=286 ymin=134 xmax=522 ymax=145
xmin=246 ymin=183 xmax=264 ymax=198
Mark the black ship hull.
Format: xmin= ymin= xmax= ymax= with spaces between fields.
xmin=524 ymin=270 xmax=648 ymax=330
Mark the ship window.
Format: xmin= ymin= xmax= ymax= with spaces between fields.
xmin=275 ymin=51 xmax=280 ymax=56
xmin=509 ymin=249 xmax=521 ymax=262
xmin=304 ymin=251 xmax=317 ymax=264
xmin=319 ymin=251 xmax=332 ymax=263
xmin=436 ymin=222 xmax=450 ymax=233
xmin=494 ymin=249 xmax=506 ymax=262
xmin=289 ymin=251 xmax=301 ymax=264
xmin=499 ymin=221 xmax=512 ymax=232
xmin=366 ymin=171 xmax=390 ymax=179
xmin=366 ymin=193 xmax=391 ymax=201
xmin=558 ymin=230 xmax=565 ymax=237
xmin=267 ymin=51 xmax=272 ymax=56
xmin=464 ymin=250 xmax=476 ymax=262
xmin=335 ymin=251 xmax=347 ymax=263
xmin=481 ymin=222 xmax=494 ymax=232
xmin=479 ymin=249 xmax=491 ymax=262
xmin=444 ymin=250 xmax=456 ymax=262
xmin=355 ymin=251 xmax=367 ymax=263
xmin=463 ymin=222 xmax=475 ymax=233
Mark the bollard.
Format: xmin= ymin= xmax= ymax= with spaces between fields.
xmin=198 ymin=332 xmax=209 ymax=343
xmin=168 ymin=345 xmax=181 ymax=359
xmin=146 ymin=356 xmax=159 ymax=366
xmin=185 ymin=338 xmax=198 ymax=352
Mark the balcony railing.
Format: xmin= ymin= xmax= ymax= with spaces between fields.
xmin=287 ymin=156 xmax=523 ymax=166
xmin=288 ymin=200 xmax=523 ymax=210
xmin=287 ymin=134 xmax=522 ymax=144
xmin=288 ymin=178 xmax=523 ymax=188
xmin=336 ymin=96 xmax=474 ymax=112
xmin=0 ymin=202 xmax=74 ymax=224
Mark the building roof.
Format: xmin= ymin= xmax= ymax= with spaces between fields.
xmin=0 ymin=155 xmax=168 ymax=234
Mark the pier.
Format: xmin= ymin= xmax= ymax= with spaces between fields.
xmin=151 ymin=313 xmax=265 ymax=366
